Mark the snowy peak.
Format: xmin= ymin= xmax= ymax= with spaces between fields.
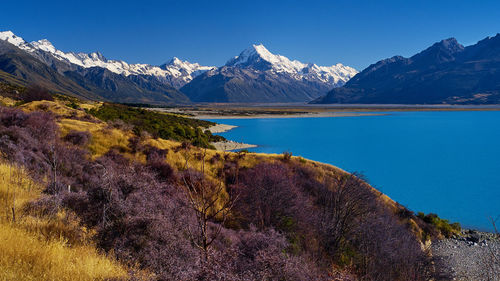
xmin=0 ymin=31 xmax=31 ymax=50
xmin=31 ymin=39 xmax=57 ymax=53
xmin=166 ymin=57 xmax=183 ymax=65
xmin=0 ymin=31 xmax=24 ymax=46
xmin=226 ymin=43 xmax=298 ymax=71
xmin=162 ymin=57 xmax=215 ymax=73
xmin=226 ymin=43 xmax=358 ymax=86
xmin=229 ymin=44 xmax=275 ymax=65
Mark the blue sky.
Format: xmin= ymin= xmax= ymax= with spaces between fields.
xmin=1 ymin=0 xmax=500 ymax=70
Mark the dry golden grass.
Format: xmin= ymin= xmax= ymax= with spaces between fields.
xmin=21 ymin=100 xmax=80 ymax=116
xmin=58 ymin=118 xmax=133 ymax=158
xmin=0 ymin=226 xmax=128 ymax=281
xmin=77 ymin=101 xmax=102 ymax=111
xmin=0 ymin=96 xmax=17 ymax=106
xmin=0 ymin=162 xmax=130 ymax=281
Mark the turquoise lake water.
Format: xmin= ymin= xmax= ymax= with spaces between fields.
xmin=207 ymin=111 xmax=500 ymax=231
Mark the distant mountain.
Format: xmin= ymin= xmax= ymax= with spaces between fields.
xmin=312 ymin=34 xmax=500 ymax=104
xmin=0 ymin=31 xmax=192 ymax=104
xmin=181 ymin=44 xmax=357 ymax=103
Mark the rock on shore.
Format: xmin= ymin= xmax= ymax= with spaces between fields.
xmin=432 ymin=230 xmax=500 ymax=280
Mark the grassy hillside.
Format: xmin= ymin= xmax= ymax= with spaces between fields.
xmin=0 ymin=92 xmax=460 ymax=280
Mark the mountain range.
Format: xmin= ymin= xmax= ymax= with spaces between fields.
xmin=312 ymin=34 xmax=500 ymax=104
xmin=0 ymin=31 xmax=356 ymax=104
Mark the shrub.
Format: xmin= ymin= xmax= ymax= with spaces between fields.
xmin=417 ymin=212 xmax=461 ymax=238
xmin=20 ymin=85 xmax=54 ymax=103
xmin=282 ymin=151 xmax=292 ymax=162
xmin=234 ymin=162 xmax=302 ymax=231
xmin=63 ymin=130 xmax=91 ymax=146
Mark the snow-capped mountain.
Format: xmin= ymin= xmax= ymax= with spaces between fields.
xmin=226 ymin=44 xmax=357 ymax=87
xmin=181 ymin=44 xmax=358 ymax=103
xmin=0 ymin=31 xmax=215 ymax=88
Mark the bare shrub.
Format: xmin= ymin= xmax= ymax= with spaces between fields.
xmin=21 ymin=85 xmax=53 ymax=102
xmin=234 ymin=162 xmax=301 ymax=231
xmin=63 ymin=130 xmax=91 ymax=146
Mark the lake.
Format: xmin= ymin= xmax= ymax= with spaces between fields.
xmin=207 ymin=111 xmax=500 ymax=231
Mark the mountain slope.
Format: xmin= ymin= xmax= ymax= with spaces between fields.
xmin=181 ymin=44 xmax=357 ymax=103
xmin=0 ymin=31 xmax=190 ymax=104
xmin=313 ymin=35 xmax=500 ymax=104
xmin=0 ymin=40 xmax=101 ymax=100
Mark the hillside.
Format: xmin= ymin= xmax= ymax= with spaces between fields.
xmin=313 ymin=34 xmax=500 ymax=104
xmin=0 ymin=87 xmax=462 ymax=280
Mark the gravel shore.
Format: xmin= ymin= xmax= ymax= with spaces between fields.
xmin=207 ymin=123 xmax=237 ymax=133
xmin=210 ymin=140 xmax=257 ymax=151
xmin=432 ymin=230 xmax=500 ymax=280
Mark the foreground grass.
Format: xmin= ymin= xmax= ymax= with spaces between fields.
xmin=0 ymin=162 xmax=129 ymax=281
xmin=0 ymin=226 xmax=128 ymax=281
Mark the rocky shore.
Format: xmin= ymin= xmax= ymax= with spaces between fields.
xmin=207 ymin=123 xmax=237 ymax=133
xmin=210 ymin=140 xmax=257 ymax=151
xmin=432 ymin=229 xmax=500 ymax=280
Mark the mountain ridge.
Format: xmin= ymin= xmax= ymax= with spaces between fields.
xmin=312 ymin=34 xmax=500 ymax=104
xmin=0 ymin=34 xmax=189 ymax=104
xmin=0 ymin=31 xmax=215 ymax=89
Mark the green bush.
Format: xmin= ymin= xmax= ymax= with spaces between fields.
xmin=417 ymin=212 xmax=461 ymax=238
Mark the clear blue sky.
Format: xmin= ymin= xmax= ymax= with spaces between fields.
xmin=1 ymin=0 xmax=500 ymax=70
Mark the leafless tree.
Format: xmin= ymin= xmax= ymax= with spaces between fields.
xmin=182 ymin=148 xmax=238 ymax=261
xmin=317 ymin=173 xmax=375 ymax=257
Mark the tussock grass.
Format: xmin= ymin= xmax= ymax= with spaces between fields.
xmin=59 ymin=118 xmax=133 ymax=158
xmin=20 ymin=100 xmax=79 ymax=116
xmin=0 ymin=226 xmax=128 ymax=281
xmin=0 ymin=162 xmax=130 ymax=281
xmin=0 ymin=96 xmax=17 ymax=106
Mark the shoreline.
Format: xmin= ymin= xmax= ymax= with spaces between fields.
xmin=432 ymin=229 xmax=500 ymax=279
xmin=199 ymin=112 xmax=386 ymax=120
xmin=207 ymin=123 xmax=237 ymax=133
xmin=208 ymin=123 xmax=257 ymax=151
xmin=151 ymin=104 xmax=500 ymax=121
xmin=211 ymin=140 xmax=257 ymax=151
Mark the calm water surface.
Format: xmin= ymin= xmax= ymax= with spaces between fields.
xmin=207 ymin=111 xmax=500 ymax=230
